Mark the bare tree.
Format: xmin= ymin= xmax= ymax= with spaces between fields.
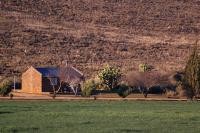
xmin=61 ymin=68 xmax=81 ymax=96
xmin=47 ymin=66 xmax=81 ymax=96
xmin=126 ymin=71 xmax=163 ymax=98
xmin=47 ymin=69 xmax=62 ymax=97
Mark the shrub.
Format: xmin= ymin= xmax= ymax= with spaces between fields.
xmin=92 ymin=76 xmax=109 ymax=90
xmin=175 ymin=82 xmax=194 ymax=99
xmin=148 ymin=86 xmax=165 ymax=94
xmin=170 ymin=72 xmax=184 ymax=85
xmin=0 ymin=79 xmax=13 ymax=96
xmin=117 ymin=84 xmax=132 ymax=98
xmin=98 ymin=65 xmax=121 ymax=90
xmin=81 ymin=80 xmax=96 ymax=97
xmin=94 ymin=79 xmax=109 ymax=90
xmin=165 ymin=82 xmax=191 ymax=98
xmin=168 ymin=72 xmax=194 ymax=98
xmin=139 ymin=63 xmax=153 ymax=72
xmin=9 ymin=93 xmax=14 ymax=99
xmin=165 ymin=83 xmax=188 ymax=98
xmin=175 ymin=82 xmax=186 ymax=97
xmin=126 ymin=71 xmax=163 ymax=98
xmin=165 ymin=90 xmax=177 ymax=98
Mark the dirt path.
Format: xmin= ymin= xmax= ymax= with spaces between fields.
xmin=0 ymin=92 xmax=193 ymax=101
xmin=0 ymin=96 xmax=193 ymax=101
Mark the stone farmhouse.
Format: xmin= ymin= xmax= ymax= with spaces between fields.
xmin=21 ymin=66 xmax=84 ymax=94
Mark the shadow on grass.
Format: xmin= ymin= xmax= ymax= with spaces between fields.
xmin=1 ymin=127 xmax=39 ymax=133
xmin=81 ymin=121 xmax=92 ymax=125
xmin=0 ymin=111 xmax=13 ymax=115
xmin=120 ymin=129 xmax=143 ymax=133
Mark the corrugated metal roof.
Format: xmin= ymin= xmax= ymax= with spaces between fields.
xmin=36 ymin=67 xmax=59 ymax=77
xmin=35 ymin=67 xmax=83 ymax=79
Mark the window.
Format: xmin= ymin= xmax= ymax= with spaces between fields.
xmin=50 ymin=78 xmax=57 ymax=86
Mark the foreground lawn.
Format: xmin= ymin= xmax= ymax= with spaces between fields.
xmin=0 ymin=101 xmax=200 ymax=133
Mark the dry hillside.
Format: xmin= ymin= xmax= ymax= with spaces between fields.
xmin=0 ymin=0 xmax=200 ymax=79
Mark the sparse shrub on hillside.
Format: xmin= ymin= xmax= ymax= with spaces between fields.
xmin=139 ymin=63 xmax=153 ymax=72
xmin=81 ymin=80 xmax=96 ymax=97
xmin=184 ymin=42 xmax=200 ymax=99
xmin=0 ymin=79 xmax=13 ymax=96
xmin=1 ymin=0 xmax=200 ymax=80
xmin=98 ymin=65 xmax=121 ymax=90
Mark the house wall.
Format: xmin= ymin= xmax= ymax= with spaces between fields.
xmin=42 ymin=77 xmax=55 ymax=92
xmin=22 ymin=67 xmax=42 ymax=94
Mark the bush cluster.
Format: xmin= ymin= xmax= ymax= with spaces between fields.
xmin=0 ymin=79 xmax=13 ymax=96
xmin=82 ymin=65 xmax=165 ymax=98
xmin=81 ymin=80 xmax=97 ymax=97
xmin=117 ymin=84 xmax=132 ymax=98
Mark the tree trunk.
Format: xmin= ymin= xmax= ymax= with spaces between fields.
xmin=55 ymin=85 xmax=62 ymax=94
xmin=70 ymin=85 xmax=77 ymax=96
xmin=144 ymin=92 xmax=148 ymax=98
xmin=141 ymin=87 xmax=148 ymax=98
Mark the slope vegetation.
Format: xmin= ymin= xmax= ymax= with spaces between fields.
xmin=0 ymin=0 xmax=200 ymax=78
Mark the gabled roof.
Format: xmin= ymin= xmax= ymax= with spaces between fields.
xmin=35 ymin=67 xmax=84 ymax=79
xmin=36 ymin=67 xmax=59 ymax=77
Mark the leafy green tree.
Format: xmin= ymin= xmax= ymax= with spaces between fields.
xmin=98 ymin=65 xmax=121 ymax=90
xmin=185 ymin=42 xmax=200 ymax=99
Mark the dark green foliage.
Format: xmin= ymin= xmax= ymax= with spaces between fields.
xmin=81 ymin=80 xmax=96 ymax=97
xmin=169 ymin=72 xmax=189 ymax=97
xmin=148 ymin=86 xmax=165 ymax=94
xmin=0 ymin=79 xmax=13 ymax=96
xmin=185 ymin=42 xmax=200 ymax=98
xmin=172 ymin=72 xmax=185 ymax=83
xmin=117 ymin=84 xmax=132 ymax=98
xmin=98 ymin=65 xmax=121 ymax=90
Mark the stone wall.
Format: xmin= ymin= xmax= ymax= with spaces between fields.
xmin=21 ymin=67 xmax=42 ymax=94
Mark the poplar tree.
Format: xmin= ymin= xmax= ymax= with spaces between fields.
xmin=185 ymin=41 xmax=200 ymax=99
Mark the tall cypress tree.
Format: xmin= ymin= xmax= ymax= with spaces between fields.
xmin=185 ymin=41 xmax=200 ymax=99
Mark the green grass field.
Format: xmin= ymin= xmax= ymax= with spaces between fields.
xmin=0 ymin=101 xmax=200 ymax=133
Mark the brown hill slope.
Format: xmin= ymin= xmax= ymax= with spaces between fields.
xmin=0 ymin=0 xmax=200 ymax=79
